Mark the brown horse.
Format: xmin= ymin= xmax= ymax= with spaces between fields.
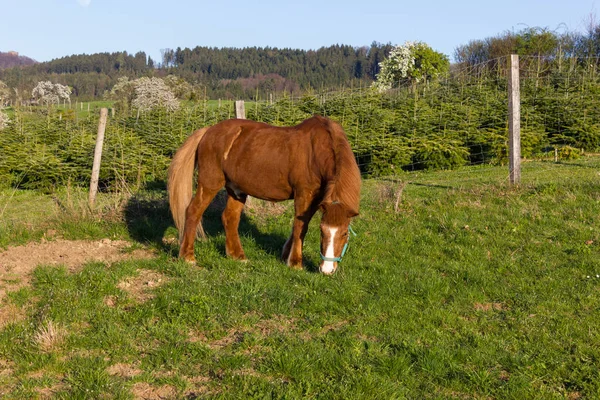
xmin=167 ymin=115 xmax=361 ymax=274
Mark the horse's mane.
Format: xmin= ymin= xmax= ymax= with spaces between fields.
xmin=313 ymin=116 xmax=361 ymax=216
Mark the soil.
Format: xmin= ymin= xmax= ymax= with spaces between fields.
xmin=0 ymin=238 xmax=156 ymax=327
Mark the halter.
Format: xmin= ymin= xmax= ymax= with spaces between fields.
xmin=320 ymin=225 xmax=356 ymax=263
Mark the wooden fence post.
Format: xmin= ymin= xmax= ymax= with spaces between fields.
xmin=89 ymin=108 xmax=108 ymax=208
xmin=508 ymin=54 xmax=521 ymax=185
xmin=235 ymin=100 xmax=246 ymax=119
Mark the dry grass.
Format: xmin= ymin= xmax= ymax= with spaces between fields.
xmin=376 ymin=180 xmax=406 ymax=212
xmin=35 ymin=320 xmax=66 ymax=353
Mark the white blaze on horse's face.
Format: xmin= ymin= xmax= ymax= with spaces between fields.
xmin=320 ymin=224 xmax=351 ymax=275
xmin=320 ymin=226 xmax=338 ymax=275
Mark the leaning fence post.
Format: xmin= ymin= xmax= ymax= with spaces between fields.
xmin=235 ymin=100 xmax=246 ymax=119
xmin=508 ymin=54 xmax=521 ymax=185
xmin=89 ymin=108 xmax=108 ymax=208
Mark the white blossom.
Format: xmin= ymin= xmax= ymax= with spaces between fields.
xmin=373 ymin=41 xmax=448 ymax=91
xmin=0 ymin=81 xmax=10 ymax=106
xmin=131 ymin=77 xmax=180 ymax=112
xmin=373 ymin=42 xmax=416 ymax=92
xmin=0 ymin=110 xmax=9 ymax=130
xmin=32 ymin=81 xmax=71 ymax=105
xmin=0 ymin=80 xmax=10 ymax=130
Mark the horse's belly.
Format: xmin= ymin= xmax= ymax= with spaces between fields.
xmin=224 ymin=163 xmax=293 ymax=201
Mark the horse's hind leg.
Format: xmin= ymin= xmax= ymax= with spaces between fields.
xmin=179 ymin=185 xmax=220 ymax=263
xmin=222 ymin=193 xmax=247 ymax=260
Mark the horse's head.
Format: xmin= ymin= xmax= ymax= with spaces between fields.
xmin=319 ymin=201 xmax=358 ymax=275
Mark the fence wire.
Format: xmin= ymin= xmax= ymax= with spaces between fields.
xmin=1 ymin=55 xmax=599 ymax=193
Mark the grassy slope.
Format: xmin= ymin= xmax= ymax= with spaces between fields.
xmin=0 ymin=158 xmax=599 ymax=399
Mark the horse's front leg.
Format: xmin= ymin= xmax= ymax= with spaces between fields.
xmin=222 ymin=193 xmax=247 ymax=260
xmin=282 ymin=197 xmax=319 ymax=269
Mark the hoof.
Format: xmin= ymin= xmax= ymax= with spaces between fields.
xmin=180 ymin=254 xmax=196 ymax=264
xmin=288 ymin=263 xmax=303 ymax=271
xmin=228 ymin=253 xmax=247 ymax=261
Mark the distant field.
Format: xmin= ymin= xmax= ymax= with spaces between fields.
xmin=0 ymin=158 xmax=599 ymax=398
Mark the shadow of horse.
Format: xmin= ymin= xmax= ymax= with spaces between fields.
xmin=122 ymin=190 xmax=319 ymax=270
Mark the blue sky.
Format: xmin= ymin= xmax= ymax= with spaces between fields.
xmin=0 ymin=0 xmax=597 ymax=63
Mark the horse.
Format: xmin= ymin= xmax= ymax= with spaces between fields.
xmin=167 ymin=115 xmax=361 ymax=275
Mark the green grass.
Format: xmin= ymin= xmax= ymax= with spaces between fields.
xmin=1 ymin=158 xmax=600 ymax=398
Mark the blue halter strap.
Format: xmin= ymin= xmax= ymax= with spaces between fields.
xmin=320 ymin=225 xmax=357 ymax=263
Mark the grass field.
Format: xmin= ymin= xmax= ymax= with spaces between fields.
xmin=0 ymin=158 xmax=599 ymax=399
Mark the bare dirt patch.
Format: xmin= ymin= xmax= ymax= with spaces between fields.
xmin=0 ymin=359 xmax=16 ymax=397
xmin=36 ymin=385 xmax=67 ymax=400
xmin=0 ymin=359 xmax=14 ymax=377
xmin=0 ymin=239 xmax=156 ymax=329
xmin=188 ymin=314 xmax=298 ymax=350
xmin=320 ymin=320 xmax=348 ymax=334
xmin=0 ymin=303 xmax=26 ymax=329
xmin=184 ymin=375 xmax=212 ymax=397
xmin=131 ymin=382 xmax=177 ymax=400
xmin=116 ymin=269 xmax=169 ymax=303
xmin=107 ymin=363 xmax=143 ymax=379
xmin=474 ymin=302 xmax=505 ymax=312
xmin=209 ymin=329 xmax=246 ymax=350
xmin=0 ymin=239 xmax=155 ymax=300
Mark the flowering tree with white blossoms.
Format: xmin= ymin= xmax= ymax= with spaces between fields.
xmin=0 ymin=110 xmax=9 ymax=130
xmin=132 ymin=77 xmax=180 ymax=113
xmin=108 ymin=77 xmax=180 ymax=115
xmin=0 ymin=81 xmax=10 ymax=130
xmin=373 ymin=41 xmax=449 ymax=91
xmin=106 ymin=76 xmax=137 ymax=112
xmin=0 ymin=81 xmax=10 ymax=107
xmin=32 ymin=81 xmax=72 ymax=106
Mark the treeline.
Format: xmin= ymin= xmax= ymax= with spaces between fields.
xmin=161 ymin=44 xmax=390 ymax=89
xmin=0 ymin=51 xmax=154 ymax=101
xmin=6 ymin=20 xmax=600 ymax=103
xmin=0 ymin=44 xmax=392 ymax=101
xmin=455 ymin=25 xmax=600 ymax=67
xmin=3 ymin=20 xmax=600 ymax=106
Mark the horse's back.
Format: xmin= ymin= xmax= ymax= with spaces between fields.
xmin=193 ymin=116 xmax=348 ymax=201
xmin=194 ymin=119 xmax=300 ymax=200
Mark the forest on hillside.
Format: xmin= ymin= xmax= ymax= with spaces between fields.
xmin=0 ymin=44 xmax=392 ymax=101
xmin=1 ymin=21 xmax=599 ymax=102
xmin=2 ymin=22 xmax=600 ymax=102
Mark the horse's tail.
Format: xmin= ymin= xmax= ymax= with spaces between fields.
xmin=167 ymin=127 xmax=208 ymax=242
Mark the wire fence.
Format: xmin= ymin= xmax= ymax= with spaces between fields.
xmin=1 ymin=55 xmax=599 ymax=196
